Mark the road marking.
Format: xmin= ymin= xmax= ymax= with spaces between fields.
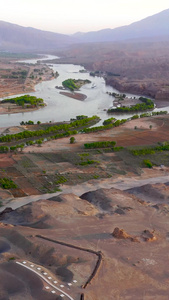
xmin=43 ymin=272 xmax=47 ymax=275
xmin=54 ymin=280 xmax=58 ymax=284
xmin=48 ymin=276 xmax=52 ymax=279
xmin=60 ymin=285 xmax=64 ymax=288
xmin=45 ymin=286 xmax=50 ymax=289
xmin=37 ymin=267 xmax=41 ymax=270
xmin=51 ymin=290 xmax=56 ymax=294
xmin=30 ymin=264 xmax=34 ymax=267
xmin=16 ymin=261 xmax=74 ymax=300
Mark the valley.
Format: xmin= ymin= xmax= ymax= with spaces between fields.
xmin=1 ymin=8 xmax=169 ymax=299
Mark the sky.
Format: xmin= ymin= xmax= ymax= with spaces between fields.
xmin=1 ymin=0 xmax=169 ymax=34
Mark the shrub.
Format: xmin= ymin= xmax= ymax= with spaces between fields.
xmin=143 ymin=159 xmax=153 ymax=168
xmin=70 ymin=136 xmax=75 ymax=144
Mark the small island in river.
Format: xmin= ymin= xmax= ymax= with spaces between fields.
xmin=58 ymin=78 xmax=91 ymax=101
xmin=0 ymin=95 xmax=46 ymax=115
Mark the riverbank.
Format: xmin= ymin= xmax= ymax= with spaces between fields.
xmin=0 ymin=62 xmax=56 ymax=100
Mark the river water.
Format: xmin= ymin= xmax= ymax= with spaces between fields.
xmin=0 ymin=55 xmax=167 ymax=128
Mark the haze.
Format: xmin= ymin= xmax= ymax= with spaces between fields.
xmin=1 ymin=0 xmax=169 ymax=34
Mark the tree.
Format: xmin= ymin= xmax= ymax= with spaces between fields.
xmin=70 ymin=137 xmax=75 ymax=144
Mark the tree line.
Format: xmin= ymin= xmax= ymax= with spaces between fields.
xmin=0 ymin=115 xmax=100 ymax=143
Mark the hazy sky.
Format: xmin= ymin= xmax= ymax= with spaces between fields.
xmin=1 ymin=0 xmax=169 ymax=34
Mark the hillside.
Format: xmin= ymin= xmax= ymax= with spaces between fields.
xmin=74 ymin=9 xmax=169 ymax=43
xmin=0 ymin=21 xmax=75 ymax=52
xmin=0 ymin=9 xmax=169 ymax=52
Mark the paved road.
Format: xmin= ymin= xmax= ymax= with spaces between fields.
xmin=1 ymin=173 xmax=169 ymax=212
xmin=16 ymin=261 xmax=74 ymax=300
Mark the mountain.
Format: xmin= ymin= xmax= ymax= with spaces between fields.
xmin=0 ymin=9 xmax=169 ymax=52
xmin=0 ymin=21 xmax=75 ymax=52
xmin=74 ymin=9 xmax=169 ymax=43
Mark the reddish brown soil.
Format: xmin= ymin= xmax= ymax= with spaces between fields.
xmin=23 ymin=115 xmax=169 ymax=153
xmin=60 ymin=91 xmax=87 ymax=100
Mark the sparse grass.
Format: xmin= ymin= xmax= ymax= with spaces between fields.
xmin=79 ymin=160 xmax=100 ymax=166
xmin=55 ymin=175 xmax=67 ymax=185
xmin=8 ymin=257 xmax=16 ymax=261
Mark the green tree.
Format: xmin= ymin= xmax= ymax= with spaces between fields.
xmin=70 ymin=137 xmax=75 ymax=144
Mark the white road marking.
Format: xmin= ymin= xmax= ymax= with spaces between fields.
xmin=45 ymin=286 xmax=50 ymax=289
xmin=54 ymin=280 xmax=58 ymax=284
xmin=51 ymin=291 xmax=56 ymax=294
xmin=16 ymin=261 xmax=74 ymax=300
xmin=30 ymin=264 xmax=34 ymax=267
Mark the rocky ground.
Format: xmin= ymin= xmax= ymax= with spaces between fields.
xmin=1 ymin=116 xmax=169 ymax=299
xmin=1 ymin=183 xmax=169 ymax=299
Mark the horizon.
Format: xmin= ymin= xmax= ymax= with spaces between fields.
xmin=0 ymin=0 xmax=169 ymax=35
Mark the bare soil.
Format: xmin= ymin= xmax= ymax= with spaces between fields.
xmin=1 ymin=115 xmax=169 ymax=299
xmin=60 ymin=91 xmax=87 ymax=101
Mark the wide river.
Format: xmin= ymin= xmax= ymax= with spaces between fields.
xmin=0 ymin=55 xmax=167 ymax=128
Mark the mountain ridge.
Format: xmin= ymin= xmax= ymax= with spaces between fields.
xmin=0 ymin=8 xmax=169 ymax=51
xmin=73 ymin=8 xmax=169 ymax=43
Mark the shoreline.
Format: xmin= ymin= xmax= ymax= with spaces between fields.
xmin=0 ymin=102 xmax=46 ymax=115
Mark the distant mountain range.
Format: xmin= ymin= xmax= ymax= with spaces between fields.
xmin=0 ymin=21 xmax=74 ymax=52
xmin=74 ymin=9 xmax=169 ymax=43
xmin=0 ymin=9 xmax=169 ymax=52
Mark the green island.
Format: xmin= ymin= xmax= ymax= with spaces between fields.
xmin=62 ymin=78 xmax=91 ymax=91
xmin=1 ymin=95 xmax=45 ymax=108
xmin=107 ymin=96 xmax=154 ymax=113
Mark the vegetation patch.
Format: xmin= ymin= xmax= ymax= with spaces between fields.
xmin=84 ymin=141 xmax=116 ymax=149
xmin=0 ymin=178 xmax=17 ymax=189
xmin=143 ymin=159 xmax=153 ymax=168
xmin=131 ymin=142 xmax=169 ymax=156
xmin=0 ymin=115 xmax=100 ymax=143
xmin=108 ymin=97 xmax=154 ymax=113
xmin=62 ymin=78 xmax=91 ymax=91
xmin=79 ymin=160 xmax=100 ymax=166
xmin=1 ymin=95 xmax=45 ymax=108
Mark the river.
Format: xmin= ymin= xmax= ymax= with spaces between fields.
xmin=0 ymin=55 xmax=168 ymax=128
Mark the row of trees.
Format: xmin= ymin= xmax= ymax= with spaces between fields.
xmin=20 ymin=120 xmax=41 ymax=125
xmin=0 ymin=116 xmax=100 ymax=143
xmin=131 ymin=142 xmax=169 ymax=156
xmin=81 ymin=119 xmax=127 ymax=133
xmin=84 ymin=141 xmax=116 ymax=149
xmin=131 ymin=110 xmax=167 ymax=120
